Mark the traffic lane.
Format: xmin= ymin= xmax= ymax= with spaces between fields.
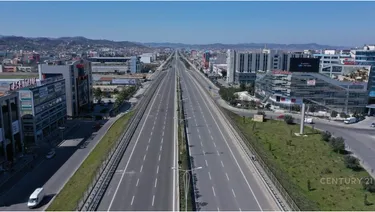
xmin=131 ymin=70 xmax=174 ymax=210
xmin=153 ymin=71 xmax=175 ymax=211
xmin=0 ymin=122 xmax=94 ymax=210
xmin=105 ymin=71 xmax=171 ymax=211
xmin=97 ymin=73 xmax=168 ymax=211
xmin=184 ymin=73 xmax=258 ymax=211
xmin=185 ymin=68 xmax=278 ymax=211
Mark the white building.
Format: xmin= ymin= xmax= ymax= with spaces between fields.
xmin=226 ymin=49 xmax=236 ymax=84
xmin=38 ymin=60 xmax=93 ymax=117
xmin=140 ymin=53 xmax=156 ymax=64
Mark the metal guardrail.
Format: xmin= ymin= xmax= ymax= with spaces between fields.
xmin=180 ymin=54 xmax=300 ymax=211
xmin=75 ymin=57 xmax=173 ymax=211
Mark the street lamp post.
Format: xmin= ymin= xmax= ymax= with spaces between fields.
xmin=172 ymin=166 xmax=202 ymax=211
xmin=59 ymin=126 xmax=66 ymax=142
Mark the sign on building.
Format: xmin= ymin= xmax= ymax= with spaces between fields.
xmin=9 ymin=78 xmax=37 ymax=91
xmin=307 ymin=79 xmax=316 ymax=86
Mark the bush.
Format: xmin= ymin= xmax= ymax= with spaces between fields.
xmin=344 ymin=155 xmax=362 ymax=171
xmin=331 ymin=110 xmax=338 ymax=118
xmin=257 ymin=111 xmax=266 ymax=117
xmin=284 ymin=115 xmax=294 ymax=125
xmin=340 ymin=112 xmax=348 ymax=118
xmin=362 ymin=177 xmax=375 ymax=193
xmin=330 ymin=137 xmax=345 ymax=153
xmin=321 ymin=131 xmax=332 ymax=142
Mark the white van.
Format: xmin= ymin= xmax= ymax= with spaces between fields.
xmin=27 ymin=188 xmax=45 ymax=208
xmin=344 ymin=117 xmax=357 ymax=124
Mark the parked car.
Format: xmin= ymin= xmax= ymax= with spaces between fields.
xmin=371 ymin=123 xmax=375 ymax=128
xmin=45 ymin=149 xmax=56 ymax=159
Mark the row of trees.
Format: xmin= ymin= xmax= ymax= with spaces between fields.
xmin=114 ymin=86 xmax=136 ymax=108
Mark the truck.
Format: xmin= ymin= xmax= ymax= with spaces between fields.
xmin=344 ymin=117 xmax=357 ymax=124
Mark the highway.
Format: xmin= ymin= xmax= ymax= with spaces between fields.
xmin=176 ymin=56 xmax=279 ymax=211
xmin=97 ymin=65 xmax=177 ymax=211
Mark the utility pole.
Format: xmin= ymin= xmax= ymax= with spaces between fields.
xmin=300 ymin=103 xmax=306 ymax=135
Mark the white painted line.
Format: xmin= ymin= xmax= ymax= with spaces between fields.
xmin=154 ymin=178 xmax=158 ymax=187
xmin=131 ymin=196 xmax=135 ymax=205
xmin=198 ymin=134 xmax=201 ymax=139
xmin=152 ymin=126 xmax=155 ymax=131
xmin=239 ymin=208 xmax=242 ymax=211
xmin=150 ymin=131 xmax=153 ymax=136
xmin=146 ymin=145 xmax=149 ymax=151
xmin=143 ymin=155 xmax=146 ymax=161
xmin=140 ymin=165 xmax=143 ymax=172
xmin=160 ymin=145 xmax=163 ymax=151
xmin=136 ymin=178 xmax=139 ymax=187
xmin=208 ymin=172 xmax=212 ymax=180
xmin=232 ymin=189 xmax=237 ymax=197
xmin=197 ymin=128 xmax=200 ymax=133
xmin=217 ymin=150 xmax=220 ymax=155
xmin=211 ymin=135 xmax=214 ymax=140
xmin=212 ymin=186 xmax=216 ymax=196
xmin=156 ymin=166 xmax=159 ymax=174
xmin=200 ymin=142 xmax=203 ymax=147
xmin=148 ymin=138 xmax=151 ymax=143
xmin=158 ymin=154 xmax=161 ymax=161
xmin=217 ymin=207 xmax=220 ymax=211
xmin=205 ymin=160 xmax=208 ymax=166
xmin=213 ymin=142 xmax=217 ymax=148
xmin=221 ymin=161 xmax=224 ymax=167
xmin=152 ymin=195 xmax=155 ymax=206
xmin=163 ymin=125 xmax=165 ymax=130
xmin=162 ymin=131 xmax=164 ymax=136
xmin=226 ymin=173 xmax=230 ymax=181
xmin=208 ymin=130 xmax=212 ymax=135
xmin=161 ymin=138 xmax=164 ymax=144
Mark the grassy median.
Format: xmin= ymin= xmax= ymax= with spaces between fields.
xmin=177 ymin=78 xmax=194 ymax=211
xmin=227 ymin=110 xmax=375 ymax=211
xmin=47 ymin=110 xmax=135 ymax=211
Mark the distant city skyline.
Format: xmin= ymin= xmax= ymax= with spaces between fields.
xmin=1 ymin=1 xmax=374 ymax=47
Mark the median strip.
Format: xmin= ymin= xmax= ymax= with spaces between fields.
xmin=46 ymin=110 xmax=135 ymax=211
xmin=177 ymin=75 xmax=194 ymax=211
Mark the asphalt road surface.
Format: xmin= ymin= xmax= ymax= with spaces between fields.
xmin=97 ymin=67 xmax=176 ymax=211
xmin=0 ymin=120 xmax=96 ymax=211
xmin=177 ymin=57 xmax=279 ymax=211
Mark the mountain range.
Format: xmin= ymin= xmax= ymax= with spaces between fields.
xmin=142 ymin=42 xmax=352 ymax=51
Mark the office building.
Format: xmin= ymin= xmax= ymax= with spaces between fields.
xmin=226 ymin=49 xmax=236 ymax=84
xmin=87 ymin=56 xmax=142 ymax=74
xmin=203 ymin=52 xmax=210 ymax=69
xmin=255 ymin=70 xmax=368 ymax=114
xmin=18 ymin=76 xmax=66 ymax=145
xmin=38 ymin=59 xmax=93 ymax=117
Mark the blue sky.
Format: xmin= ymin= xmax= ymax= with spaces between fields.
xmin=0 ymin=1 xmax=374 ymax=46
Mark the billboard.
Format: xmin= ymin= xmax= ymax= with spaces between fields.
xmin=290 ymin=58 xmax=320 ymax=73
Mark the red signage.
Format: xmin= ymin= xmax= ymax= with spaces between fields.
xmin=9 ymin=78 xmax=37 ymax=91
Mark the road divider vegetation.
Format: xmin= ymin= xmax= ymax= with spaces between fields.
xmin=177 ymin=75 xmax=195 ymax=211
xmin=47 ymin=110 xmax=135 ymax=211
xmin=226 ymin=110 xmax=375 ymax=211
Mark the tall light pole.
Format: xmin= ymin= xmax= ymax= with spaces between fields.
xmin=172 ymin=166 xmax=202 ymax=211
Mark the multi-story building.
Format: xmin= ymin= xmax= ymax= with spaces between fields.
xmin=18 ymin=76 xmax=66 ymax=145
xmin=203 ymin=51 xmax=210 ymax=69
xmin=255 ymin=70 xmax=368 ymax=114
xmin=38 ymin=59 xmax=93 ymax=117
xmin=226 ymin=49 xmax=236 ymax=84
xmin=87 ymin=57 xmax=142 ymax=74
xmin=0 ymin=92 xmax=24 ymax=164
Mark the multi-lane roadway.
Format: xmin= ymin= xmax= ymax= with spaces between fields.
xmin=97 ymin=64 xmax=177 ymax=211
xmin=176 ymin=55 xmax=279 ymax=211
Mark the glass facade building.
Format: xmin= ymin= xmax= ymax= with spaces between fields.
xmin=255 ymin=71 xmax=368 ymax=113
xmin=18 ymin=76 xmax=66 ymax=145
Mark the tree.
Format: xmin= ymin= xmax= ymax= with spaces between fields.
xmin=362 ymin=177 xmax=375 ymax=193
xmin=284 ymin=115 xmax=294 ymax=125
xmin=344 ymin=155 xmax=362 ymax=171
xmin=221 ymin=70 xmax=227 ymax=78
xmin=330 ymin=137 xmax=346 ymax=153
xmin=340 ymin=112 xmax=348 ymax=118
xmin=265 ymin=103 xmax=271 ymax=110
xmin=240 ymin=83 xmax=246 ymax=91
xmin=249 ymin=100 xmax=256 ymax=108
xmin=331 ymin=110 xmax=338 ymax=118
xmin=113 ymin=89 xmax=119 ymax=94
xmin=321 ymin=131 xmax=332 ymax=142
xmin=93 ymin=88 xmax=102 ymax=101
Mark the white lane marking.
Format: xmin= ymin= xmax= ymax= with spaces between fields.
xmin=154 ymin=178 xmax=158 ymax=187
xmin=156 ymin=166 xmax=159 ymax=174
xmin=161 ymin=138 xmax=164 ymax=144
xmin=140 ymin=165 xmax=143 ymax=172
xmin=200 ymin=142 xmax=203 ymax=147
xmin=205 ymin=160 xmax=208 ymax=166
xmin=146 ymin=145 xmax=149 ymax=151
xmin=212 ymin=186 xmax=216 ymax=196
xmin=148 ymin=138 xmax=151 ymax=143
xmin=232 ymin=189 xmax=237 ymax=197
xmin=136 ymin=178 xmax=139 ymax=187
xmin=221 ymin=161 xmax=224 ymax=167
xmin=162 ymin=131 xmax=165 ymax=136
xmin=152 ymin=195 xmax=155 ymax=206
xmin=163 ymin=125 xmax=165 ymax=130
xmin=187 ymin=71 xmax=264 ymax=210
xmin=217 ymin=207 xmax=220 ymax=211
xmin=226 ymin=173 xmax=230 ymax=181
xmin=198 ymin=134 xmax=201 ymax=139
xmin=208 ymin=171 xmax=212 ymax=180
xmin=197 ymin=128 xmax=200 ymax=133
xmin=239 ymin=208 xmax=242 ymax=211
xmin=160 ymin=145 xmax=163 ymax=151
xmin=150 ymin=131 xmax=153 ymax=136
xmin=131 ymin=196 xmax=135 ymax=205
xmin=152 ymin=126 xmax=155 ymax=131
xmin=211 ymin=135 xmax=214 ymax=140
xmin=217 ymin=150 xmax=220 ymax=155
xmin=158 ymin=154 xmax=161 ymax=161
xmin=143 ymin=155 xmax=146 ymax=161
xmin=213 ymin=142 xmax=217 ymax=148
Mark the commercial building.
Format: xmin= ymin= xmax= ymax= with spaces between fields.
xmin=38 ymin=60 xmax=93 ymax=117
xmin=226 ymin=49 xmax=236 ymax=84
xmin=18 ymin=76 xmax=66 ymax=145
xmin=93 ymin=76 xmax=140 ymax=92
xmin=87 ymin=56 xmax=142 ymax=74
xmin=255 ymin=69 xmax=368 ymax=114
xmin=140 ymin=53 xmax=156 ymax=64
xmin=203 ymin=52 xmax=210 ymax=69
